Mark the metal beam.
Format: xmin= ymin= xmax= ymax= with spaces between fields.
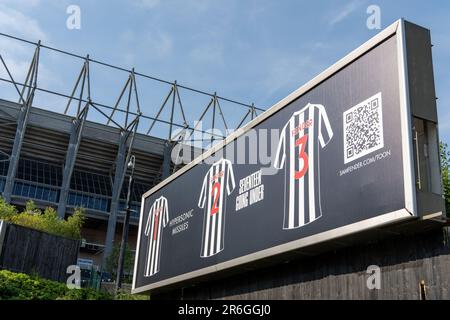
xmin=211 ymin=93 xmax=217 ymax=145
xmin=2 ymin=43 xmax=40 ymax=202
xmin=161 ymin=141 xmax=173 ymax=180
xmin=146 ymin=86 xmax=173 ymax=135
xmin=102 ymin=117 xmax=139 ymax=268
xmin=57 ymin=103 xmax=89 ymax=218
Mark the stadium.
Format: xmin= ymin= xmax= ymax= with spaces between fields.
xmin=0 ymin=3 xmax=448 ymax=304
xmin=0 ymin=33 xmax=261 ymax=277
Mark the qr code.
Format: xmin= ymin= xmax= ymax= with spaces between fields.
xmin=343 ymin=92 xmax=384 ymax=164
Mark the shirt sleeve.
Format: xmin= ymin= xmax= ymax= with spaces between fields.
xmin=198 ymin=173 xmax=208 ymax=208
xmin=163 ymin=198 xmax=169 ymax=227
xmin=318 ymin=105 xmax=333 ymax=148
xmin=273 ymin=124 xmax=287 ymax=169
xmin=144 ymin=205 xmax=152 ymax=236
xmin=226 ymin=160 xmax=236 ymax=195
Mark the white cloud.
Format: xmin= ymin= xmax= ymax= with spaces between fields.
xmin=0 ymin=4 xmax=59 ymax=107
xmin=145 ymin=31 xmax=173 ymax=59
xmin=0 ymin=4 xmax=49 ymax=83
xmin=189 ymin=43 xmax=224 ymax=65
xmin=329 ymin=0 xmax=364 ymax=26
xmin=0 ymin=5 xmax=48 ymax=41
xmin=0 ymin=0 xmax=41 ymax=8
xmin=0 ymin=55 xmax=31 ymax=82
xmin=132 ymin=0 xmax=160 ymax=9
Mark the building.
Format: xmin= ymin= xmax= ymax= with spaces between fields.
xmin=0 ymin=98 xmax=170 ymax=269
xmin=0 ymin=32 xmax=260 ymax=278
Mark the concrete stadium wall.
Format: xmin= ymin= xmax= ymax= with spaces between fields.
xmin=152 ymin=228 xmax=450 ymax=300
xmin=0 ymin=221 xmax=80 ymax=282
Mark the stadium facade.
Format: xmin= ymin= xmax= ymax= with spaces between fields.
xmin=0 ymin=98 xmax=170 ymax=269
xmin=0 ymin=34 xmax=260 ymax=276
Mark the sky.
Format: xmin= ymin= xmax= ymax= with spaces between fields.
xmin=0 ymin=0 xmax=449 ymax=144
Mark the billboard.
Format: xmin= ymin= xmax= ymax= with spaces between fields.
xmin=132 ymin=19 xmax=421 ymax=294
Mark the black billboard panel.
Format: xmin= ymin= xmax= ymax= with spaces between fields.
xmin=132 ymin=20 xmax=429 ymax=293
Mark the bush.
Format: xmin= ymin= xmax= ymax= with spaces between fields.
xmin=0 ymin=197 xmax=18 ymax=220
xmin=116 ymin=291 xmax=150 ymax=300
xmin=441 ymin=142 xmax=450 ymax=215
xmin=0 ymin=270 xmax=152 ymax=300
xmin=0 ymin=199 xmax=85 ymax=240
xmin=0 ymin=270 xmax=112 ymax=300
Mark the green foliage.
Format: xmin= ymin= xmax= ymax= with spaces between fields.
xmin=0 ymin=199 xmax=85 ymax=240
xmin=0 ymin=197 xmax=18 ymax=220
xmin=116 ymin=291 xmax=150 ymax=300
xmin=105 ymin=243 xmax=134 ymax=281
xmin=0 ymin=270 xmax=150 ymax=300
xmin=0 ymin=270 xmax=112 ymax=300
xmin=441 ymin=142 xmax=450 ymax=215
xmin=57 ymin=287 xmax=112 ymax=300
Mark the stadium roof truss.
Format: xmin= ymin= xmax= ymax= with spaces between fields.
xmin=0 ymin=33 xmax=262 ymax=263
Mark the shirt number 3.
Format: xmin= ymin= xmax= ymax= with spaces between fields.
xmin=295 ymin=135 xmax=309 ymax=180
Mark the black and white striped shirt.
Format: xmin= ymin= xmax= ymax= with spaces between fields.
xmin=198 ymin=158 xmax=236 ymax=258
xmin=144 ymin=196 xmax=169 ymax=277
xmin=274 ymin=103 xmax=333 ymax=230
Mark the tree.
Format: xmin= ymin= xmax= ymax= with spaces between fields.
xmin=441 ymin=142 xmax=450 ymax=215
xmin=105 ymin=243 xmax=134 ymax=282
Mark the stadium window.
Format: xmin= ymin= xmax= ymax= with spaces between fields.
xmin=43 ymin=188 xmax=49 ymax=201
xmin=22 ymin=183 xmax=28 ymax=197
xmin=0 ymin=161 xmax=8 ymax=176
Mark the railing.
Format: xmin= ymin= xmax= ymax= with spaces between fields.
xmin=12 ymin=180 xmax=59 ymax=203
xmin=67 ymin=191 xmax=110 ymax=213
xmin=0 ymin=157 xmax=144 ymax=217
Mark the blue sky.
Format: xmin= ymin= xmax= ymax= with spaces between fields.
xmin=0 ymin=0 xmax=449 ymax=144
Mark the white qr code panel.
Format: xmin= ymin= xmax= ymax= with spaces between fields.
xmin=343 ymin=92 xmax=384 ymax=164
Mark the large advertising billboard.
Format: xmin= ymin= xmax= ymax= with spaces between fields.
xmin=132 ymin=19 xmax=419 ymax=294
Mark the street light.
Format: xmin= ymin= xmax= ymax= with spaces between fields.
xmin=115 ymin=155 xmax=135 ymax=293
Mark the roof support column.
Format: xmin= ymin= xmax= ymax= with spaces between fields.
xmin=3 ymin=43 xmax=40 ymax=203
xmin=102 ymin=117 xmax=139 ymax=269
xmin=57 ymin=103 xmax=89 ymax=218
xmin=58 ymin=58 xmax=91 ymax=218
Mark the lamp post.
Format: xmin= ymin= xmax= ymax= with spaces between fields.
xmin=115 ymin=155 xmax=135 ymax=293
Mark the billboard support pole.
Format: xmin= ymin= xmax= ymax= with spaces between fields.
xmin=115 ymin=155 xmax=135 ymax=292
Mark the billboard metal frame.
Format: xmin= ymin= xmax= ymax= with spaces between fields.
xmin=132 ymin=19 xmax=417 ymax=294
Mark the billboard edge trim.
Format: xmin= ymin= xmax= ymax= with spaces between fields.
xmin=132 ymin=209 xmax=413 ymax=294
xmin=139 ymin=19 xmax=401 ymax=201
xmin=396 ymin=19 xmax=417 ymax=216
